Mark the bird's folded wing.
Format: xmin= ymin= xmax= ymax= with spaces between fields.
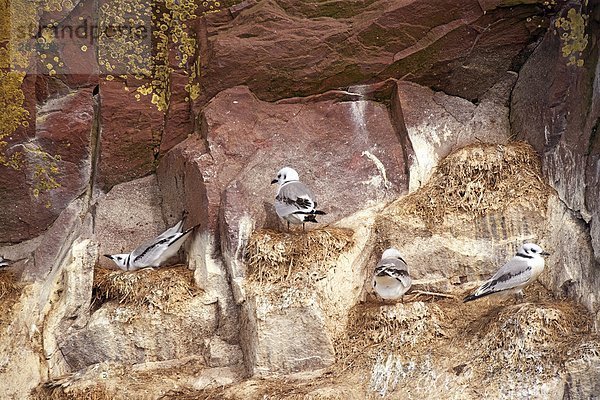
xmin=130 ymin=236 xmax=173 ymax=265
xmin=276 ymin=182 xmax=316 ymax=215
xmin=375 ymin=259 xmax=411 ymax=287
xmin=480 ymin=258 xmax=533 ymax=293
xmin=156 ymin=218 xmax=185 ymax=240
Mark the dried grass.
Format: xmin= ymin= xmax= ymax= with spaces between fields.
xmin=0 ymin=270 xmax=19 ymax=300
xmin=244 ymin=228 xmax=354 ymax=287
xmin=31 ymin=385 xmax=114 ymax=400
xmin=394 ymin=142 xmax=550 ymax=226
xmin=467 ymin=301 xmax=592 ymax=378
xmin=335 ymin=302 xmax=446 ymax=372
xmin=93 ymin=265 xmax=199 ymax=311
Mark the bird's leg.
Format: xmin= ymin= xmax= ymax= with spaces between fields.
xmin=302 ymin=223 xmax=305 ymax=232
xmin=287 ymin=221 xmax=290 ymax=232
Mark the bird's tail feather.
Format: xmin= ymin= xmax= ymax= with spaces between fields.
xmin=463 ymin=290 xmax=495 ymax=303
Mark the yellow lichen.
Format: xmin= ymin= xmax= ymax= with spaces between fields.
xmin=22 ymin=144 xmax=62 ymax=198
xmin=0 ymin=70 xmax=29 ymax=169
xmin=555 ymin=7 xmax=588 ymax=67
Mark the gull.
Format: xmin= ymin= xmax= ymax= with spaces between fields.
xmin=104 ymin=217 xmax=199 ymax=271
xmin=0 ymin=256 xmax=14 ymax=268
xmin=271 ymin=167 xmax=326 ymax=230
xmin=463 ymin=243 xmax=550 ymax=302
xmin=372 ymin=248 xmax=411 ymax=301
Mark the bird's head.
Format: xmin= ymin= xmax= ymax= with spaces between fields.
xmin=381 ymin=247 xmax=404 ymax=261
xmin=271 ymin=167 xmax=300 ymax=185
xmin=519 ymin=243 xmax=550 ymax=257
xmin=104 ymin=253 xmax=129 ymax=269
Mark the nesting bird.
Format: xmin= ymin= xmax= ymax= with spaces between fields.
xmin=271 ymin=167 xmax=326 ymax=230
xmin=372 ymin=248 xmax=412 ymax=301
xmin=104 ymin=217 xmax=199 ymax=271
xmin=0 ymin=256 xmax=13 ymax=268
xmin=463 ymin=243 xmax=550 ymax=302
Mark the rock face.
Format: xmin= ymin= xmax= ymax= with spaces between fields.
xmin=1 ymin=1 xmax=600 ymax=399
xmin=1 ymin=0 xmax=550 ymax=244
xmin=512 ymin=2 xmax=600 ymax=264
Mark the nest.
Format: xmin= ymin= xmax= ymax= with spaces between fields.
xmin=395 ymin=142 xmax=550 ymax=226
xmin=93 ymin=265 xmax=199 ymax=311
xmin=244 ymin=228 xmax=354 ymax=286
xmin=0 ymin=270 xmax=19 ymax=301
xmin=335 ymin=302 xmax=446 ymax=371
xmin=468 ymin=301 xmax=592 ymax=378
xmin=30 ymin=385 xmax=112 ymax=400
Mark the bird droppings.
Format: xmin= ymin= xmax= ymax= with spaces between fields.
xmin=390 ymin=142 xmax=550 ymax=228
xmin=244 ymin=228 xmax=354 ymax=287
xmin=92 ymin=265 xmax=199 ymax=312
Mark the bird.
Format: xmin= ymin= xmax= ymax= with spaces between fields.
xmin=372 ymin=248 xmax=411 ymax=301
xmin=104 ymin=217 xmax=199 ymax=271
xmin=271 ymin=167 xmax=326 ymax=231
xmin=0 ymin=256 xmax=14 ymax=268
xmin=463 ymin=242 xmax=550 ymax=302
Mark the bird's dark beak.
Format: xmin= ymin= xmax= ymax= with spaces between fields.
xmin=103 ymin=254 xmax=113 ymax=260
xmin=271 ymin=179 xmax=278 ymax=184
xmin=541 ymin=251 xmax=551 ymax=256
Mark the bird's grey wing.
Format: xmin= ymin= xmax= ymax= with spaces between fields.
xmin=479 ymin=257 xmax=533 ymax=293
xmin=130 ymin=235 xmax=174 ymax=266
xmin=156 ymin=218 xmax=186 ymax=240
xmin=275 ymin=182 xmax=316 ymax=216
xmin=131 ymin=227 xmax=194 ymax=267
xmin=375 ymin=258 xmax=411 ymax=287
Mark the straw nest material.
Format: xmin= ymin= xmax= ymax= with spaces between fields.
xmin=0 ymin=270 xmax=19 ymax=301
xmin=394 ymin=142 xmax=550 ymax=226
xmin=467 ymin=301 xmax=592 ymax=378
xmin=244 ymin=228 xmax=354 ymax=286
xmin=335 ymin=302 xmax=447 ymax=371
xmin=31 ymin=385 xmax=113 ymax=400
xmin=93 ymin=265 xmax=199 ymax=311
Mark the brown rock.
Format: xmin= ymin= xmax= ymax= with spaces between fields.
xmin=0 ymin=86 xmax=93 ymax=244
xmin=196 ymin=0 xmax=544 ymax=106
xmin=511 ymin=3 xmax=600 ymax=262
xmin=96 ymin=79 xmax=163 ymax=190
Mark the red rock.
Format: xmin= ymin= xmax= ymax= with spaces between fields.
xmin=195 ymin=0 xmax=545 ymax=107
xmin=96 ymin=78 xmax=163 ymax=190
xmin=0 ymin=86 xmax=93 ymax=243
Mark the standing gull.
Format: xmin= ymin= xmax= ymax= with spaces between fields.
xmin=463 ymin=243 xmax=550 ymax=302
xmin=104 ymin=217 xmax=199 ymax=271
xmin=271 ymin=167 xmax=326 ymax=230
xmin=372 ymin=248 xmax=411 ymax=301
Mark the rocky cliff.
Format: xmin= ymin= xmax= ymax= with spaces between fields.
xmin=0 ymin=0 xmax=599 ymax=398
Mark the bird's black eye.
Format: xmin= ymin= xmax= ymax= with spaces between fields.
xmin=277 ymin=174 xmax=281 ymax=178
xmin=117 ymin=256 xmax=122 ymax=260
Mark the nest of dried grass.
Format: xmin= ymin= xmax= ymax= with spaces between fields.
xmin=468 ymin=301 xmax=592 ymax=378
xmin=395 ymin=142 xmax=550 ymax=226
xmin=335 ymin=302 xmax=446 ymax=371
xmin=93 ymin=265 xmax=199 ymax=311
xmin=0 ymin=270 xmax=19 ymax=301
xmin=31 ymin=385 xmax=113 ymax=400
xmin=244 ymin=228 xmax=354 ymax=286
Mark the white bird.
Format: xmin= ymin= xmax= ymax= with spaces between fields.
xmin=104 ymin=217 xmax=199 ymax=271
xmin=463 ymin=243 xmax=550 ymax=302
xmin=372 ymin=248 xmax=411 ymax=301
xmin=0 ymin=256 xmax=13 ymax=268
xmin=271 ymin=167 xmax=326 ymax=230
